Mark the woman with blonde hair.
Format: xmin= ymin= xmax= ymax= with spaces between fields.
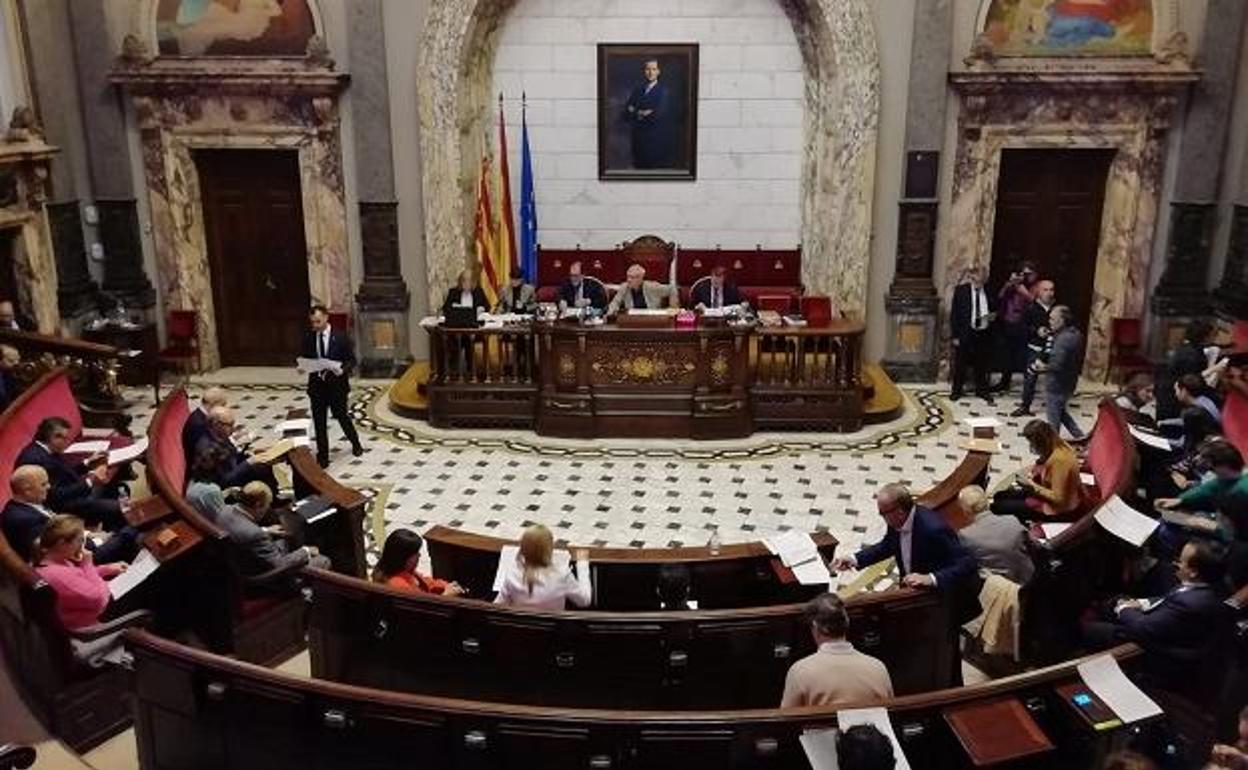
xmin=494 ymin=524 xmax=592 ymax=610
xmin=35 ymin=514 xmax=127 ymax=631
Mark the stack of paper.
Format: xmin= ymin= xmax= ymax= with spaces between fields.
xmin=763 ymin=531 xmax=830 ymax=587
xmin=295 ymin=357 xmax=343 ymax=376
xmin=108 ymin=437 xmax=148 ymax=466
xmin=1094 ymin=495 xmax=1158 ymax=547
xmin=1076 ymin=655 xmax=1161 ymax=723
xmin=797 ymin=707 xmax=914 ymax=770
xmin=962 ymin=417 xmax=1000 ymax=430
xmin=66 ymin=439 xmax=110 ymax=455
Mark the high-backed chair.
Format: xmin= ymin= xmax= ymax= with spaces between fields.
xmin=1105 ymin=317 xmax=1152 ymax=384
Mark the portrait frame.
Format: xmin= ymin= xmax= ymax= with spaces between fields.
xmin=597 ymin=43 xmax=699 ymax=181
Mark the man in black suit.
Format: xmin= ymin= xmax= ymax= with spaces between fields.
xmin=689 ymin=266 xmax=741 ymax=310
xmin=558 ymin=261 xmax=607 ymax=312
xmin=302 ymin=305 xmax=364 ymax=468
xmin=1 ymin=465 xmax=135 ymax=563
xmin=193 ymin=406 xmax=279 ymax=492
xmin=182 ymin=386 xmax=228 ymax=461
xmin=17 ymin=417 xmax=124 ymax=531
xmin=623 ymin=59 xmax=672 ymax=169
xmin=950 ymin=266 xmax=995 ymax=404
xmin=1084 ymin=540 xmax=1231 ymax=692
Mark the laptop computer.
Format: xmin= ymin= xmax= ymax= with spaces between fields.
xmin=444 ymin=305 xmax=481 ymax=329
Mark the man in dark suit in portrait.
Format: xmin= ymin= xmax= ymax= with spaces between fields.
xmin=558 ymin=261 xmax=607 ymax=312
xmin=950 ymin=266 xmax=995 ymax=405
xmin=623 ymin=58 xmax=672 ymax=169
xmin=302 ymin=305 xmax=364 ymax=468
xmin=690 ymin=266 xmax=742 ymax=310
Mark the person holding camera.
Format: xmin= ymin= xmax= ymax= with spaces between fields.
xmin=995 ymin=263 xmax=1038 ymax=393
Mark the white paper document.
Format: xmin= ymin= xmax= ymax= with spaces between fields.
xmin=66 ymin=440 xmax=110 ymax=454
xmin=109 ymin=548 xmax=160 ymax=599
xmin=763 ymin=530 xmax=821 ymax=569
xmin=837 ymin=708 xmax=912 ymax=770
xmin=78 ymin=427 xmax=114 ymax=439
xmin=791 ymin=559 xmax=832 ymax=587
xmin=1039 ymin=522 xmax=1072 ymax=539
xmin=1077 ymin=654 xmax=1162 ymax=723
xmin=1080 ymin=472 xmax=1097 ymax=486
xmin=798 ymin=729 xmax=840 ymax=770
xmin=296 ymin=357 xmax=343 ymax=375
xmin=492 ymin=545 xmax=571 ymax=592
xmin=1128 ymin=425 xmax=1172 ymax=451
xmin=962 ymin=416 xmax=1001 ymax=430
xmin=419 ymin=315 xmax=442 ymax=328
xmin=278 ymin=419 xmax=311 ymax=434
xmin=1094 ymin=495 xmax=1158 ymax=547
xmin=107 ymin=437 xmax=148 ymax=466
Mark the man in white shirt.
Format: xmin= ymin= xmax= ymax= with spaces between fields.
xmin=950 ymin=266 xmax=995 ymax=404
xmin=780 ymin=593 xmax=893 ymax=707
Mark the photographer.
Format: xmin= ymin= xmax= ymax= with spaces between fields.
xmin=995 ymin=263 xmax=1038 ymax=394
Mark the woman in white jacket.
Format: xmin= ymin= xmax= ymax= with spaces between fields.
xmin=495 ymin=524 xmax=592 ymax=610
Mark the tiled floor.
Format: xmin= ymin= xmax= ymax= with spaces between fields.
xmin=129 ymin=374 xmax=1107 ymax=567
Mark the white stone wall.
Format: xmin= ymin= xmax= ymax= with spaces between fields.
xmin=491 ymin=0 xmax=804 ymax=249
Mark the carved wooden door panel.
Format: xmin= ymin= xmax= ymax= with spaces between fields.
xmin=197 ymin=149 xmax=312 ymax=366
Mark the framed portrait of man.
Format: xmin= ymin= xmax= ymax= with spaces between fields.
xmin=597 ymin=43 xmax=699 ymax=181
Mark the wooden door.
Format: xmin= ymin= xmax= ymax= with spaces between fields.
xmin=196 ymin=149 xmax=312 ymax=366
xmin=989 ymin=148 xmax=1115 ymax=338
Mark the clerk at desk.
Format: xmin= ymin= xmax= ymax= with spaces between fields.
xmin=690 ymin=266 xmax=741 ymax=310
xmin=494 ymin=267 xmax=537 ymax=314
xmin=443 ymin=269 xmax=490 ymax=315
xmin=606 ymin=264 xmax=678 ymax=314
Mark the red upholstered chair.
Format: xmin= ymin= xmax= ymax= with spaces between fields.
xmin=1104 ymin=317 xmax=1152 ymax=384
xmin=800 ymin=296 xmax=835 ymax=328
xmin=1225 ymin=386 xmax=1248 ymax=461
xmin=755 ymin=294 xmax=793 ymax=315
xmin=159 ymin=310 xmax=201 ymax=376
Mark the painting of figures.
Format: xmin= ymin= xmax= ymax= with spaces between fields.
xmin=983 ymin=0 xmax=1153 ymax=56
xmin=156 ymin=0 xmax=317 ymax=57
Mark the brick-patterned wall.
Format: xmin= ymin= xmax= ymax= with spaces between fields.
xmin=492 ymin=0 xmax=803 ymax=250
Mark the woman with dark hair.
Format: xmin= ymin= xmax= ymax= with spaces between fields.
xmin=372 ymin=528 xmax=465 ymax=596
xmin=991 ymin=419 xmax=1084 ymax=521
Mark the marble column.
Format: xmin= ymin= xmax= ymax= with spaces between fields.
xmin=20 ymin=0 xmax=97 ymax=322
xmin=882 ymin=0 xmax=951 ymax=382
xmin=349 ymin=0 xmax=410 ymax=376
xmin=67 ymin=0 xmax=154 ymax=311
xmin=1151 ymin=0 xmax=1248 ymax=350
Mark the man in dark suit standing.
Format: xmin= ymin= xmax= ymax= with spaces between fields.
xmin=690 ymin=266 xmax=742 ymax=310
xmin=302 ymin=305 xmax=364 ymax=468
xmin=558 ymin=261 xmax=607 ymax=312
xmin=950 ymin=266 xmax=995 ymax=404
xmin=624 ymin=59 xmax=672 ymax=169
xmin=17 ymin=416 xmax=124 ymax=531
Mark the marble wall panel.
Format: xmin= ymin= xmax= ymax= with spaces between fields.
xmin=947 ymin=77 xmax=1187 ymax=380
xmin=418 ymin=0 xmax=880 ymax=317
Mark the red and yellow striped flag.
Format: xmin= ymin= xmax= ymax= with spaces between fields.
xmin=496 ymin=95 xmax=519 ymax=276
xmin=474 ymin=156 xmax=502 ymax=307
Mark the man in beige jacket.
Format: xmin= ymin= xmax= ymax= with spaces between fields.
xmin=780 ymin=592 xmax=894 ymax=708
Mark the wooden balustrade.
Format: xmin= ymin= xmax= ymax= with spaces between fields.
xmin=0 ymin=328 xmax=127 ymax=420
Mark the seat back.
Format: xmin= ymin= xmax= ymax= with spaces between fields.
xmin=1225 ymin=386 xmax=1248 ymax=461
xmin=1086 ymin=403 xmax=1129 ymax=501
xmin=1110 ymin=317 xmax=1143 ymax=350
xmin=0 ymin=370 xmax=81 ymax=509
xmin=800 ymin=296 xmax=834 ymax=328
xmin=755 ymin=294 xmax=793 ymax=314
xmin=167 ymin=310 xmax=198 ymax=343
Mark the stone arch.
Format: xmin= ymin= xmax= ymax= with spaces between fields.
xmin=134 ymin=0 xmax=326 ymax=58
xmin=418 ymin=0 xmax=880 ymax=315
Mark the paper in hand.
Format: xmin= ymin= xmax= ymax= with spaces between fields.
xmin=1093 ymin=495 xmax=1158 ymax=547
xmin=108 ymin=437 xmax=148 ymax=466
xmin=296 ymin=357 xmax=343 ymax=375
xmin=109 ymin=548 xmax=160 ymax=599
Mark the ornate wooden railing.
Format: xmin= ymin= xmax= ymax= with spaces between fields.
xmin=0 ymin=328 xmax=126 ymax=421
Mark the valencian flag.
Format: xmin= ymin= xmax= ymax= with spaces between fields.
xmin=496 ymin=94 xmax=519 ymax=277
xmin=473 ymin=155 xmax=502 ymax=308
xmin=519 ymin=93 xmax=539 ymax=284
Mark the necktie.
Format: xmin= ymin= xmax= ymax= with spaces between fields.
xmin=317 ymin=331 xmax=326 ymax=359
xmin=713 ymin=287 xmax=720 ymax=308
xmin=971 ymin=289 xmax=981 ymax=330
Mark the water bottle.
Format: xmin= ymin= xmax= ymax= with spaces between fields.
xmin=707 ymin=527 xmax=721 ymax=556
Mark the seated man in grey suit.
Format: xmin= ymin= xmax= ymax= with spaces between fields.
xmin=606 ymin=263 xmax=678 ymax=314
xmin=494 ymin=267 xmax=537 ymax=314
xmin=216 ymin=481 xmax=330 ymax=577
xmin=956 ymin=485 xmax=1034 ymax=585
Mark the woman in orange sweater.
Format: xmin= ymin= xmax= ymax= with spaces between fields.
xmin=372 ymin=529 xmax=465 ymax=597
xmin=992 ymin=419 xmax=1085 ymax=521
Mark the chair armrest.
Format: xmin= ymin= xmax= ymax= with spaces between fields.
xmin=243 ymin=558 xmax=306 ymax=587
xmin=70 ymin=609 xmax=153 ymax=642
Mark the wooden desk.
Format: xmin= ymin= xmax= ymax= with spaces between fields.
xmin=424 ymin=318 xmax=866 ymax=437
xmin=82 ymin=320 xmax=158 ymax=390
xmin=141 ymin=519 xmax=202 ymax=563
xmin=124 ymin=495 xmax=173 ymax=528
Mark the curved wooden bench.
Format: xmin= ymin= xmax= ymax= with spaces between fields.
xmin=129 ymin=628 xmax=1146 ymax=770
xmin=307 ymin=566 xmax=952 ymax=708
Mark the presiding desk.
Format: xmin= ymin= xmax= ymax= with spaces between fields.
xmin=426 ymin=316 xmax=865 ymax=437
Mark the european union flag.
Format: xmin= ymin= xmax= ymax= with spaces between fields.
xmin=519 ymin=99 xmax=538 ymax=285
